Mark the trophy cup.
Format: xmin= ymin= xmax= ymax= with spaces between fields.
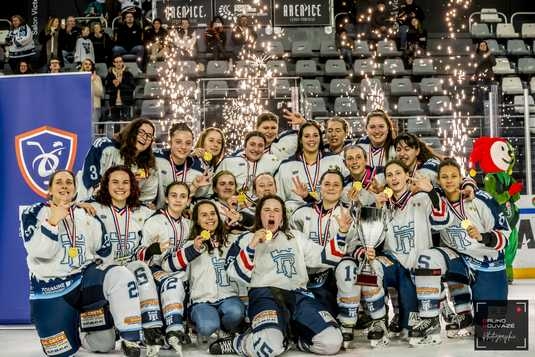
xmin=355 ymin=206 xmax=385 ymax=286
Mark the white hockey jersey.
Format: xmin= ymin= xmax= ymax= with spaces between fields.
xmin=78 ymin=137 xmax=158 ymax=203
xmin=438 ymin=191 xmax=510 ymax=272
xmin=89 ymin=202 xmax=153 ymax=265
xmin=154 ymin=149 xmax=207 ymax=208
xmin=383 ymin=190 xmax=451 ymax=269
xmin=20 ymin=203 xmax=111 ymax=298
xmin=354 ymin=136 xmax=396 ymax=169
xmin=341 ymin=166 xmax=379 ymax=207
xmin=227 ymin=230 xmax=346 ymax=291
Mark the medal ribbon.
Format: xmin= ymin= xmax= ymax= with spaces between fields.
xmin=369 ymin=145 xmax=385 ymax=168
xmin=62 ymin=207 xmax=77 ymax=248
xmin=301 ymin=153 xmax=321 ymax=192
xmin=390 ymin=189 xmax=412 ymax=211
xmin=163 ymin=209 xmax=184 ymax=248
xmin=241 ymin=155 xmax=258 ymax=192
xmin=170 ymin=155 xmax=189 ymax=183
xmin=446 ymin=197 xmax=467 ymax=221
xmin=110 ymin=206 xmax=130 ymax=253
xmin=315 ymin=203 xmax=336 ymax=247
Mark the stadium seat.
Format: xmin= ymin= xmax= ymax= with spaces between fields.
xmin=177 ymin=81 xmax=197 ymax=98
xmin=530 ymin=77 xmax=535 ymax=93
xmin=0 ymin=30 xmax=9 ymax=45
xmin=292 ymin=41 xmax=314 ymax=58
xmin=428 ymin=96 xmax=453 ymax=115
xmin=390 ymin=78 xmax=416 ymax=96
xmin=95 ymin=62 xmax=108 ymax=79
xmin=265 ymin=41 xmax=285 ymax=57
xmin=124 ymin=62 xmax=142 ymax=78
xmin=267 ymin=60 xmax=288 ymax=76
xmin=177 ymin=60 xmax=198 ymax=78
xmin=493 ymin=58 xmax=515 ymax=75
xmin=480 ymin=8 xmax=502 ymax=24
xmin=206 ymin=60 xmax=231 ymax=77
xmin=501 ymin=77 xmax=523 ymax=95
xmin=141 ymin=99 xmax=164 ymax=118
xmin=301 ymin=79 xmax=323 ymax=96
xmin=145 ymin=62 xmax=164 ymax=79
xmin=383 ymin=58 xmax=409 ymax=76
xmin=353 ymin=40 xmax=371 ymax=57
xmin=144 ymin=82 xmax=162 ymax=98
xmin=359 ymin=77 xmax=383 ymax=96
xmin=353 ymin=59 xmax=381 ymax=76
xmin=306 ymin=97 xmax=328 ymax=116
xmin=513 ymin=95 xmax=535 ymax=113
xmin=471 ymin=23 xmax=492 ymax=38
xmin=518 ymin=58 xmax=535 ymax=74
xmin=420 ymin=78 xmax=444 ymax=96
xmin=334 ymin=97 xmax=358 ymax=115
xmin=397 ymin=96 xmax=424 ymax=115
xmin=320 ymin=41 xmax=339 ymax=58
xmin=485 ymin=39 xmax=506 ymax=56
xmin=122 ymin=54 xmax=138 ymax=63
xmin=325 ymin=59 xmax=349 ymax=76
xmin=507 ymin=40 xmax=530 ymax=56
xmin=376 ymin=40 xmax=402 ymax=57
xmin=271 ymin=79 xmax=292 ymax=97
xmin=420 ymin=136 xmax=443 ymax=152
xmin=329 ymin=78 xmax=353 ymax=96
xmin=412 ymin=58 xmax=437 ymax=76
xmin=205 ymin=80 xmax=229 ymax=98
xmin=496 ymin=24 xmax=519 ymax=38
xmin=521 ymin=23 xmax=535 ymax=38
xmin=295 ymin=60 xmax=320 ymax=77
xmin=407 ymin=117 xmax=434 ymax=135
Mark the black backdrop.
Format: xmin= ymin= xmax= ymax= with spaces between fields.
xmin=2 ymin=1 xmax=535 ymax=35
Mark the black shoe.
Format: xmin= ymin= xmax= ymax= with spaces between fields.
xmin=144 ymin=327 xmax=165 ymax=346
xmin=121 ymin=340 xmax=141 ymax=357
xmin=209 ymin=336 xmax=236 ymax=355
xmin=167 ymin=330 xmax=192 ymax=346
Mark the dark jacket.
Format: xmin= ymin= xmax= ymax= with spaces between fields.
xmin=115 ymin=23 xmax=143 ymax=51
xmin=475 ymin=51 xmax=496 ymax=83
xmin=90 ymin=32 xmax=113 ymax=63
xmin=105 ymin=67 xmax=136 ymax=106
xmin=407 ymin=26 xmax=427 ymax=49
xmin=58 ymin=26 xmax=80 ymax=53
xmin=398 ymin=3 xmax=425 ymax=26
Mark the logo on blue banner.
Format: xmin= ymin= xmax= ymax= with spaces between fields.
xmin=15 ymin=126 xmax=78 ymax=198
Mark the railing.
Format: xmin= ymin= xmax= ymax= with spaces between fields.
xmin=511 ymin=12 xmax=535 ymax=32
xmin=74 ymin=16 xmax=108 ymax=28
xmin=468 ymin=11 xmax=508 ymax=31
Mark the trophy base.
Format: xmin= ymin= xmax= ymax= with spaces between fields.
xmin=356 ymin=274 xmax=378 ymax=286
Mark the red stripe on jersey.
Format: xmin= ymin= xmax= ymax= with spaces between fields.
xmin=137 ymin=247 xmax=146 ymax=261
xmin=240 ymin=250 xmax=254 ymax=271
xmin=176 ymin=250 xmax=187 ymax=269
xmin=495 ymin=231 xmax=504 ymax=251
xmin=432 ymin=200 xmax=447 ymax=218
xmin=330 ymin=239 xmax=343 ymax=257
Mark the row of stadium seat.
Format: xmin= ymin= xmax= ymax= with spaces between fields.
xmin=471 ymin=23 xmax=535 ymax=39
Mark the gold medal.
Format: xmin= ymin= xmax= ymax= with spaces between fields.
xmin=237 ymin=192 xmax=247 ymax=205
xmin=68 ymin=247 xmax=78 ymax=258
xmin=353 ymin=181 xmax=363 ymax=191
xmin=469 ymin=168 xmax=477 ymax=177
xmin=200 ymin=230 xmax=211 ymax=240
xmin=136 ymin=169 xmax=146 ymax=179
xmin=383 ymin=187 xmax=393 ymax=198
xmin=203 ymin=151 xmax=213 ymax=162
xmin=461 ymin=219 xmax=472 ymax=230
xmin=309 ymin=191 xmax=319 ymax=200
xmin=265 ymin=230 xmax=273 ymax=241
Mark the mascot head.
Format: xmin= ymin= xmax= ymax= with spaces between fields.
xmin=469 ymin=137 xmax=516 ymax=175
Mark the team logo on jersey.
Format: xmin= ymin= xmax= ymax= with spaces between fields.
xmin=271 ymin=249 xmax=297 ymax=278
xmin=15 ymin=126 xmax=77 ymax=198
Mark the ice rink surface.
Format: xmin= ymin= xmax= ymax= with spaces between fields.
xmin=1 ymin=280 xmax=534 ymax=357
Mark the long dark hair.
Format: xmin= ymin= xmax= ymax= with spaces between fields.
xmin=189 ymin=200 xmax=227 ymax=254
xmin=253 ymin=195 xmax=292 ymax=239
xmin=366 ymin=109 xmax=397 ymax=160
xmin=296 ymin=120 xmax=324 ymax=157
xmin=113 ymin=118 xmax=156 ymax=172
xmin=94 ymin=165 xmax=141 ymax=208
xmin=394 ymin=132 xmax=442 ymax=163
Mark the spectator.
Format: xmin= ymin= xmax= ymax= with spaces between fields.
xmin=48 ymin=55 xmax=62 ymax=73
xmin=473 ymin=40 xmax=496 ymax=113
xmin=144 ymin=18 xmax=168 ymax=61
xmin=204 ymin=17 xmax=227 ymax=60
xmin=336 ymin=29 xmax=354 ymax=69
xmin=231 ymin=15 xmax=256 ymax=58
xmin=175 ymin=18 xmax=196 ymax=58
xmin=112 ymin=11 xmax=144 ymax=66
xmin=403 ymin=17 xmax=427 ymax=68
xmin=74 ymin=25 xmax=95 ymax=66
xmin=6 ymin=15 xmax=36 ymax=73
xmin=396 ymin=0 xmax=425 ymax=50
xmin=18 ymin=60 xmax=33 ymax=74
xmin=105 ymin=55 xmax=136 ymax=122
xmin=369 ymin=1 xmax=390 ymax=42
xmin=39 ymin=17 xmax=60 ymax=67
xmin=84 ymin=0 xmax=107 ymax=17
xmin=81 ymin=58 xmax=105 ymax=128
xmin=58 ymin=16 xmax=81 ymax=65
xmin=90 ymin=21 xmax=113 ymax=64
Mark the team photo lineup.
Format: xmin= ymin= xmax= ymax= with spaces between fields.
xmin=4 ymin=0 xmax=530 ymax=356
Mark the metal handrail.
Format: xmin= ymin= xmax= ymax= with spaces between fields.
xmin=511 ymin=12 xmax=535 ymax=32
xmin=468 ymin=11 xmax=508 ymax=31
xmin=74 ymin=16 xmax=108 ymax=28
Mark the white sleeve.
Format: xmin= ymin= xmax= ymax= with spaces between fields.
xmin=20 ymin=205 xmax=62 ymax=260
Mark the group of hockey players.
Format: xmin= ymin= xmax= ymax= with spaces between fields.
xmin=21 ymin=108 xmax=511 ymax=357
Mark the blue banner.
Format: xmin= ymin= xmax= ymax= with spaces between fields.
xmin=0 ymin=73 xmax=92 ymax=323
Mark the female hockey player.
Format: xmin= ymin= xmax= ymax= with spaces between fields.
xmin=193 ymin=127 xmax=226 ymax=172
xmin=78 ymin=118 xmax=158 ymax=205
xmin=342 ymin=144 xmax=380 ymax=206
xmin=275 ymin=121 xmax=347 ymax=214
xmin=90 ymin=165 xmax=165 ymax=356
xmin=209 ymin=194 xmax=351 ymax=356
xmin=140 ymin=181 xmax=193 ymax=355
xmin=360 ymin=159 xmax=450 ymax=347
xmin=394 ymin=132 xmax=442 ymax=182
xmin=162 ymin=200 xmax=246 ymax=342
xmin=154 ymin=123 xmax=212 ymax=208
xmin=21 ymin=169 xmax=143 ymax=357
xmin=410 ymin=158 xmax=510 ymax=346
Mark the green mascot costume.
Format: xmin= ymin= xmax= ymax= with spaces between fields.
xmin=469 ymin=137 xmax=523 ymax=283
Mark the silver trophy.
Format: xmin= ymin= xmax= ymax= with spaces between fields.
xmin=355 ymin=206 xmax=385 ymax=286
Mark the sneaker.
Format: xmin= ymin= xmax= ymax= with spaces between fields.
xmin=121 ymin=340 xmax=141 ymax=357
xmin=209 ymin=336 xmax=236 ymax=355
